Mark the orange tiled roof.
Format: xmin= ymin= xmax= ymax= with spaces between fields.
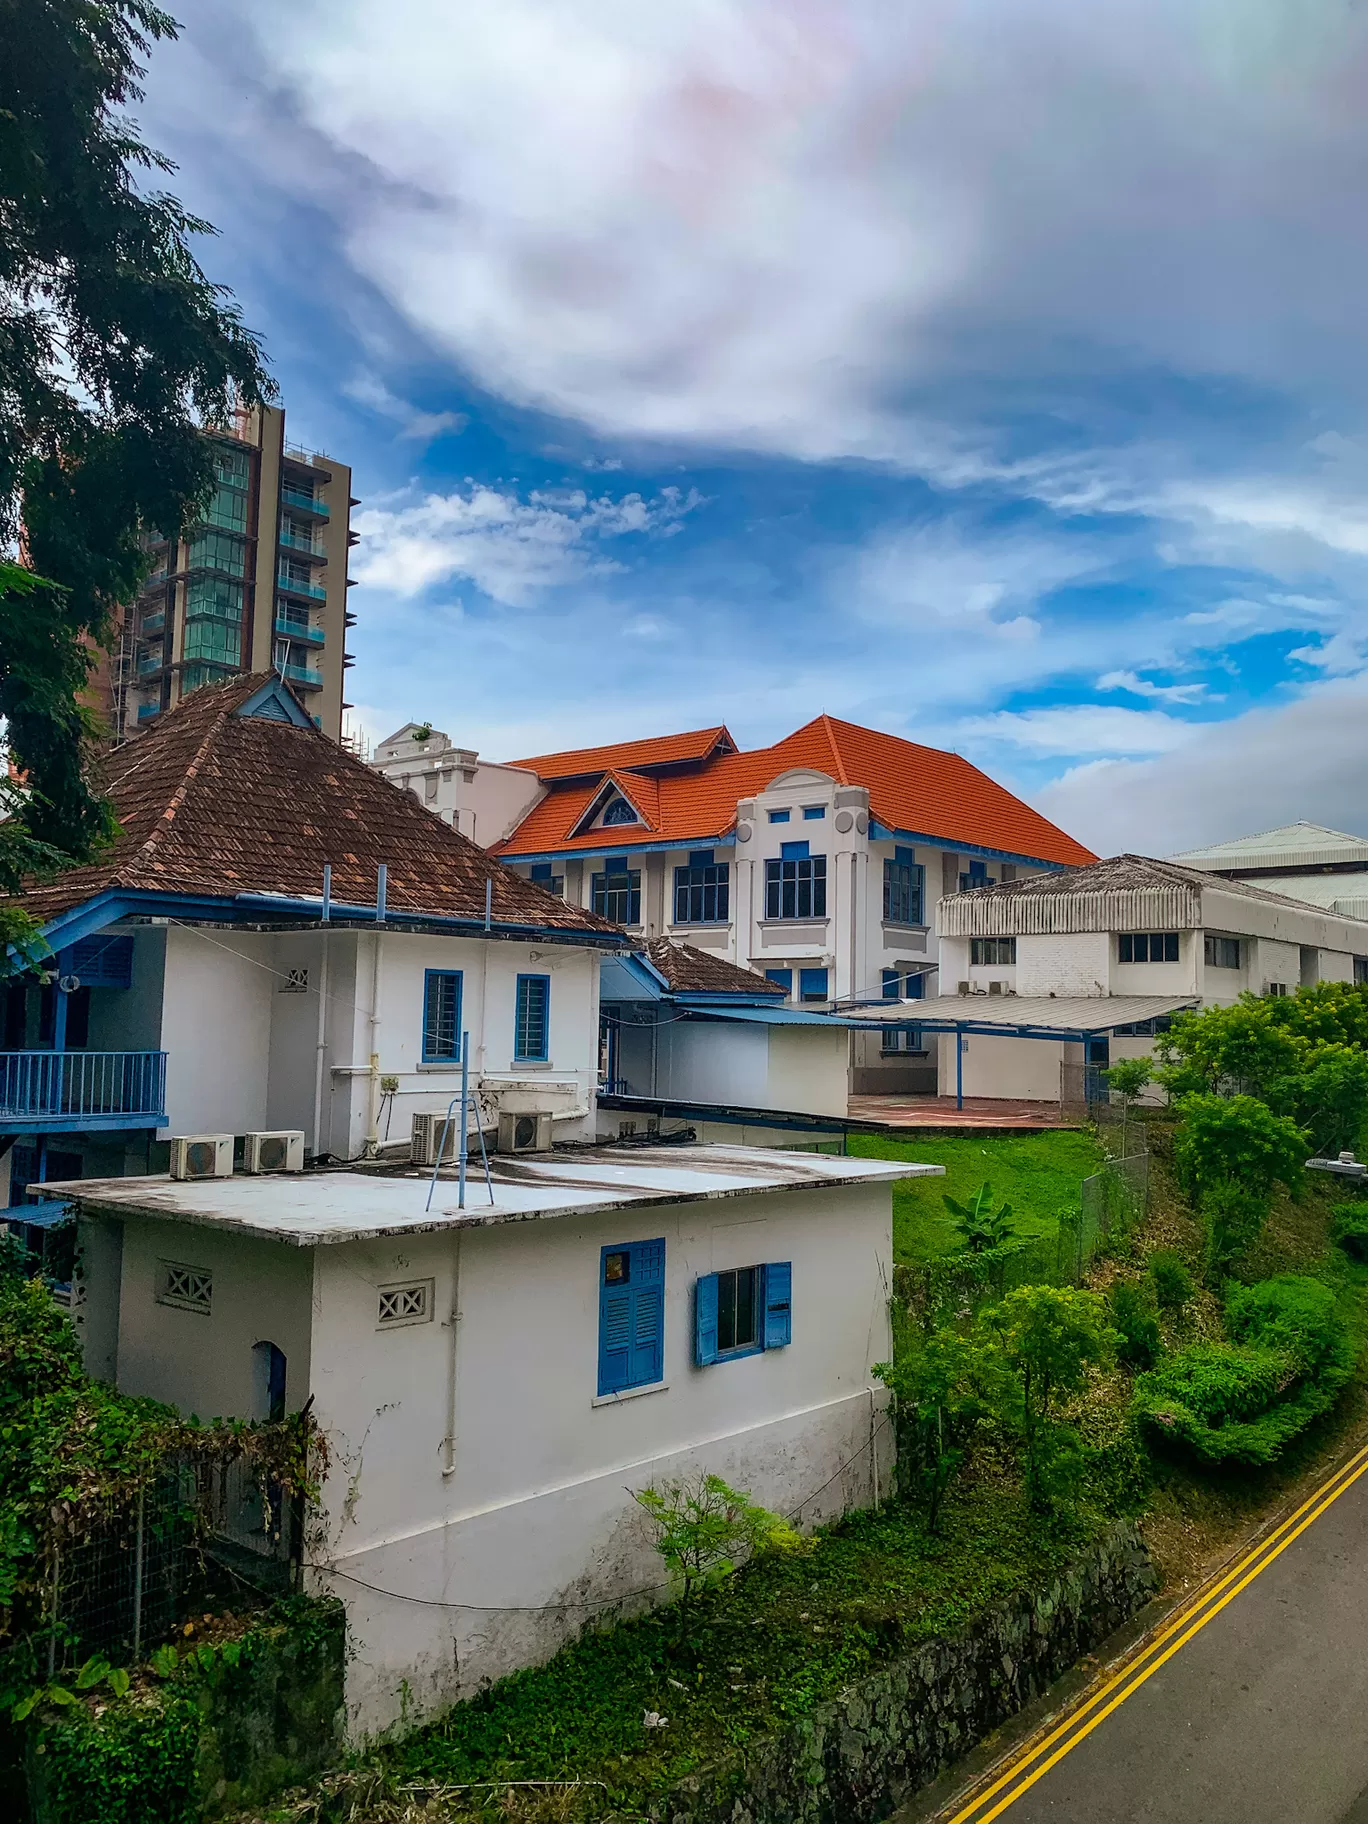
xmin=495 ymin=712 xmax=1095 ymax=868
xmin=507 ymin=725 xmax=736 ymax=780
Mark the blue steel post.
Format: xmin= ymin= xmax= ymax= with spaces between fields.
xmin=321 ymin=864 xmax=332 ymax=922
xmin=458 ymin=1029 xmax=469 ymax=1210
xmin=376 ymin=862 xmax=388 ymax=925
xmin=956 ymin=1022 xmax=964 ymax=1110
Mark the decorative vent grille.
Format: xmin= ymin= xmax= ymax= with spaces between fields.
xmin=377 ymin=1279 xmax=434 ymax=1329
xmin=280 ymin=967 xmax=309 ymax=994
xmin=156 ymin=1260 xmax=212 ymax=1315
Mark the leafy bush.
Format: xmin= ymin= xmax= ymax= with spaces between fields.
xmin=1110 ymin=1281 xmax=1161 ymax=1370
xmin=1264 ymin=980 xmax=1368 ymax=1051
xmin=1156 ymin=1000 xmax=1303 ymax=1101
xmin=874 ymin=1330 xmax=993 ymax=1531
xmin=941 ymin=1182 xmax=1017 ymax=1253
xmin=981 ymin=1285 xmax=1116 ymax=1509
xmin=1200 ymin=1177 xmax=1272 ymax=1281
xmin=1331 ymin=1203 xmax=1368 ymax=1262
xmin=1277 ymin=1045 xmax=1368 ymax=1157
xmin=1226 ymin=1274 xmax=1353 ymax=1390
xmin=1147 ymin=1251 xmax=1194 ymax=1314
xmin=632 ymin=1474 xmax=798 ymax=1617
xmin=1172 ymin=1094 xmax=1308 ymax=1204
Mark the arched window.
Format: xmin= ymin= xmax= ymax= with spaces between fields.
xmin=251 ymin=1340 xmax=287 ymax=1423
xmin=601 ymin=796 xmax=638 ymax=826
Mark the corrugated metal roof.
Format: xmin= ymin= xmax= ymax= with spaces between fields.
xmin=853 ymin=993 xmax=1199 ymax=1035
xmin=1171 ymin=822 xmax=1368 ymax=871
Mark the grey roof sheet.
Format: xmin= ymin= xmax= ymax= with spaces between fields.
xmin=858 ymin=993 xmax=1199 ymax=1034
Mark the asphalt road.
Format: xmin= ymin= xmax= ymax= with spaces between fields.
xmin=941 ymin=1450 xmax=1368 ymax=1824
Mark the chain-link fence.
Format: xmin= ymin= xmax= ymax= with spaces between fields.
xmin=1073 ymin=1151 xmax=1149 ymax=1276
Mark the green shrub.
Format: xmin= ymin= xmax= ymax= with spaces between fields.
xmin=1331 ymin=1204 xmax=1368 ymax=1263
xmin=1110 ymin=1281 xmax=1161 ymax=1370
xmin=1200 ymin=1177 xmax=1271 ymax=1281
xmin=1172 ymin=1094 xmax=1308 ymax=1204
xmin=1147 ymin=1251 xmax=1194 ymax=1314
xmin=1226 ymin=1274 xmax=1353 ymax=1390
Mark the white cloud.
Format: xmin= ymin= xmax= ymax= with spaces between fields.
xmin=851 ymin=519 xmax=1105 ymax=632
xmin=1035 ymin=680 xmax=1368 ymax=855
xmin=342 ymin=374 xmax=467 ymax=443
xmin=1096 ymin=669 xmax=1210 ymax=705
xmin=958 ymin=704 xmax=1195 ymax=758
xmin=352 ymin=482 xmax=702 ymax=605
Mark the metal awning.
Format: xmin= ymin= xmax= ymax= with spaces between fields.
xmin=683 ymin=1005 xmax=867 ymax=1028
xmin=846 ymin=993 xmax=1199 ymax=1040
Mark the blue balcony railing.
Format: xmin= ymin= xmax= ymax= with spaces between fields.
xmin=0 ymin=1052 xmax=168 ymax=1133
xmin=277 ymin=570 xmax=327 ymax=602
xmin=283 ymin=664 xmax=323 ymax=690
xmin=274 ymin=616 xmax=326 ymax=645
xmin=280 ymin=485 xmax=330 ymax=518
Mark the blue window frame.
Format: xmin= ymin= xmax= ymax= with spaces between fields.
xmin=802 ymin=805 xmax=826 ymax=820
xmin=767 ymin=808 xmax=790 ymax=823
xmin=530 ymin=861 xmax=565 ymax=896
xmin=591 ymin=860 xmax=641 ymax=925
xmin=422 ymin=970 xmax=462 ymax=1063
xmin=959 ymin=859 xmax=994 ymax=892
xmin=598 ymin=1238 xmax=666 ymax=1394
xmin=601 ymin=795 xmax=638 ymax=826
xmin=765 ymin=851 xmax=826 ymax=919
xmin=883 ymin=847 xmax=925 ymax=924
xmin=799 ymin=968 xmax=829 ymax=1003
xmin=515 ymin=973 xmax=550 ymax=1061
xmin=674 ymin=851 xmax=730 ymax=923
xmin=695 ymin=1262 xmax=791 ymax=1364
xmin=764 ymin=968 xmax=793 ymax=996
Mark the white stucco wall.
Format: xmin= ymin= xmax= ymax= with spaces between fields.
xmin=765 ymin=1024 xmax=850 ymax=1117
xmin=936 ymin=1032 xmax=1066 ymax=1101
xmin=299 ymin=1179 xmax=894 ymax=1734
xmin=655 ymin=1019 xmax=769 ymax=1106
xmin=1015 ymin=931 xmax=1112 ymax=997
xmin=160 ymin=927 xmax=273 ymax=1136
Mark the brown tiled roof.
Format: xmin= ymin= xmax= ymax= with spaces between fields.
xmin=508 ymin=725 xmax=737 ymax=780
xmin=15 ymin=674 xmax=618 ymax=939
xmin=645 ymin=938 xmax=785 ymax=996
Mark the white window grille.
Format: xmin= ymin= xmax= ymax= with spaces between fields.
xmin=156 ymin=1260 xmax=213 ymax=1314
xmin=280 ymin=967 xmax=309 ymax=994
xmin=377 ymin=1279 xmax=434 ymax=1329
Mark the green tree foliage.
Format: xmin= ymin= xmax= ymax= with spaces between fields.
xmin=1264 ymin=981 xmax=1368 ymax=1051
xmin=940 ymin=1181 xmax=1017 ymax=1253
xmin=1200 ymin=1177 xmax=1273 ymax=1282
xmin=874 ymin=1330 xmax=993 ymax=1532
xmin=1277 ymin=1044 xmax=1368 ymax=1157
xmin=981 ymin=1285 xmax=1116 ymax=1510
xmin=632 ymin=1473 xmax=799 ymax=1618
xmin=1133 ymin=1275 xmax=1351 ymax=1465
xmin=1330 ymin=1203 xmax=1368 ymax=1262
xmin=1102 ymin=1057 xmax=1153 ymax=1157
xmin=1156 ymin=999 xmax=1303 ymax=1101
xmin=1109 ymin=1280 xmax=1161 ymax=1370
xmin=0 ymin=0 xmax=270 ymax=907
xmin=1147 ymin=1250 xmax=1194 ymax=1315
xmin=1171 ymin=1093 xmax=1308 ymax=1205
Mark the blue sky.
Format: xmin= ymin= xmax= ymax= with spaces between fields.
xmin=137 ymin=0 xmax=1368 ymax=854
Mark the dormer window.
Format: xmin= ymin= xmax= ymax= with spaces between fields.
xmin=601 ymin=796 xmax=639 ymax=826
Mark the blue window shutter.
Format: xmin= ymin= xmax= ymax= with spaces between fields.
xmin=894 ymin=845 xmax=914 ymax=865
xmin=763 ymin=1262 xmax=792 ymax=1349
xmin=694 ymin=1273 xmax=720 ymax=1365
xmin=598 ymin=1280 xmax=632 ymax=1394
xmin=630 ymin=1238 xmax=666 ymax=1386
xmin=908 ymin=972 xmax=925 ymax=1000
xmin=765 ymin=968 xmax=793 ymax=994
xmin=882 ymin=968 xmax=899 ymax=1000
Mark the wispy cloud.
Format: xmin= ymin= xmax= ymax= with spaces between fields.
xmin=342 ymin=374 xmax=467 ymax=443
xmin=352 ymin=482 xmax=703 ymax=606
xmin=959 ymin=704 xmax=1195 ymax=758
xmin=1096 ymin=669 xmax=1211 ymax=705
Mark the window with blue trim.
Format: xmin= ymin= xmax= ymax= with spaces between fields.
xmin=601 ymin=795 xmax=639 ymax=826
xmin=799 ymin=967 xmax=828 ymax=1003
xmin=530 ymin=861 xmax=565 ymax=897
xmin=802 ymin=805 xmax=826 ymax=821
xmin=673 ymin=851 xmax=729 ymax=924
xmin=515 ymin=974 xmax=550 ymax=1061
xmin=883 ymin=847 xmax=925 ymax=924
xmin=695 ymin=1262 xmax=791 ymax=1364
xmin=764 ymin=968 xmax=793 ymax=997
xmin=881 ymin=968 xmax=925 ymax=1052
xmin=591 ymin=860 xmax=641 ymax=925
xmin=422 ymin=970 xmax=462 ymax=1063
xmin=765 ymin=849 xmax=826 ymax=918
xmin=767 ymin=808 xmax=790 ymax=823
xmin=959 ymin=859 xmax=994 ymax=892
xmin=599 ymin=1238 xmax=666 ymax=1394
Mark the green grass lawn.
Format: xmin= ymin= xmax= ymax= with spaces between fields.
xmin=847 ymin=1129 xmax=1108 ymax=1263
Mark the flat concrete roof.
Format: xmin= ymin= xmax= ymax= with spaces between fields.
xmin=38 ymin=1144 xmax=940 ymax=1249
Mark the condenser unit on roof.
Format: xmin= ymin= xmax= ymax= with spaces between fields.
xmin=412 ymin=1112 xmax=463 ymax=1168
xmin=243 ymin=1130 xmax=305 ymax=1174
xmin=169 ymin=1134 xmax=233 ymax=1181
xmin=957 ymin=980 xmax=971 ymax=996
xmin=497 ymin=1110 xmax=554 ymax=1154
xmin=988 ymin=980 xmax=1005 ymax=996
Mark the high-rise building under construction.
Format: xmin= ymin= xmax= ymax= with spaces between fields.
xmin=104 ymin=403 xmax=358 ymax=742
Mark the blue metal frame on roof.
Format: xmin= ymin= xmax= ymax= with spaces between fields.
xmin=17 ymin=885 xmax=630 ymax=964
xmin=502 ymin=831 xmax=738 ymax=865
xmin=866 ymin=821 xmax=1073 ymax=872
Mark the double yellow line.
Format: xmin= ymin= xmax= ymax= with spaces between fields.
xmin=944 ymin=1438 xmax=1368 ymax=1823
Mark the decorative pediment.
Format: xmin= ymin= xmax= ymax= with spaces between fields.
xmin=567 ymin=771 xmax=656 ymax=838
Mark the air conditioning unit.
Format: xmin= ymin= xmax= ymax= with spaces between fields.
xmin=988 ymin=980 xmax=1004 ymax=996
xmin=957 ymin=980 xmax=971 ymax=996
xmin=170 ymin=1134 xmax=233 ymax=1181
xmin=243 ymin=1130 xmax=305 ymax=1174
xmin=497 ymin=1110 xmax=554 ymax=1154
xmin=412 ymin=1112 xmax=464 ymax=1168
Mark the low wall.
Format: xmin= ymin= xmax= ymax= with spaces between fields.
xmin=662 ymin=1522 xmax=1156 ymax=1824
xmin=26 ymin=1598 xmax=345 ymax=1824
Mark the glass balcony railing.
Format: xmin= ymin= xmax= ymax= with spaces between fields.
xmin=274 ymin=617 xmax=326 ymax=645
xmin=136 ymin=703 xmax=161 ymax=722
xmin=278 ymin=524 xmax=323 ymax=557
xmin=280 ymin=485 xmax=330 ymax=518
xmin=283 ymin=663 xmax=324 ymax=690
xmin=139 ymin=611 xmax=164 ymax=636
xmin=276 ymin=571 xmax=327 ymax=602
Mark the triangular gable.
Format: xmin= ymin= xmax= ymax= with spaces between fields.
xmin=236 ymin=676 xmax=315 ymax=728
xmin=568 ymin=771 xmax=657 ymax=839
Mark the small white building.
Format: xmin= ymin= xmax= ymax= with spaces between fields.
xmin=369 ymin=723 xmax=542 ymax=848
xmin=1171 ymin=821 xmax=1368 ymax=929
xmin=55 ymin=1145 xmax=932 ymax=1736
xmin=928 ymin=854 xmax=1368 ymax=1103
